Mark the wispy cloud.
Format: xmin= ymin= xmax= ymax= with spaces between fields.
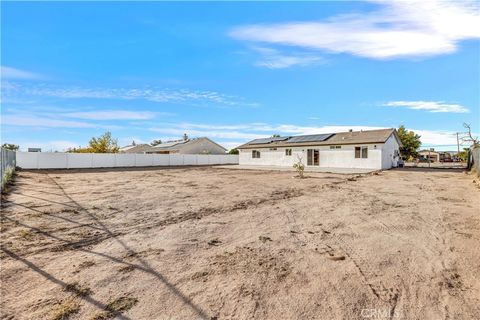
xmin=252 ymin=47 xmax=324 ymax=69
xmin=230 ymin=0 xmax=480 ymax=60
xmin=382 ymin=101 xmax=469 ymax=113
xmin=2 ymin=82 xmax=258 ymax=107
xmin=63 ymin=110 xmax=158 ymax=120
xmin=149 ymin=122 xmax=468 ymax=149
xmin=1 ymin=112 xmax=128 ymax=129
xmin=149 ymin=122 xmax=388 ymax=142
xmin=149 ymin=126 xmax=263 ymax=140
xmin=2 ymin=114 xmax=96 ymax=128
xmin=1 ymin=66 xmax=44 ymax=80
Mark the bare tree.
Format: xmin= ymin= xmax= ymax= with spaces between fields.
xmin=460 ymin=123 xmax=479 ymax=147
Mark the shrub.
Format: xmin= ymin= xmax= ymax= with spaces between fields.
xmin=1 ymin=166 xmax=15 ymax=193
xmin=293 ymin=156 xmax=305 ymax=178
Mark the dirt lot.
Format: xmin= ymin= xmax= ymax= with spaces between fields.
xmin=1 ymin=166 xmax=479 ymax=320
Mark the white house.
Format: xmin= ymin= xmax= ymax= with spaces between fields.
xmin=237 ymin=128 xmax=402 ymax=170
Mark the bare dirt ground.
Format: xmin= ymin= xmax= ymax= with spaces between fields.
xmin=1 ymin=166 xmax=479 ymax=320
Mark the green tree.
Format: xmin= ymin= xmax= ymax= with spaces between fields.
xmin=457 ymin=148 xmax=469 ymax=162
xmin=228 ymin=148 xmax=239 ymax=155
xmin=2 ymin=143 xmax=19 ymax=151
xmin=397 ymin=125 xmax=421 ymax=159
xmin=88 ymin=132 xmax=119 ymax=153
xmin=271 ymin=134 xmax=281 ymax=137
xmin=69 ymin=132 xmax=119 ymax=153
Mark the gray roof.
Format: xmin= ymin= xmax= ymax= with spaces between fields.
xmin=119 ymin=144 xmax=152 ymax=153
xmin=148 ymin=140 xmax=187 ymax=150
xmin=145 ymin=137 xmax=227 ymax=153
xmin=238 ymin=128 xmax=402 ymax=149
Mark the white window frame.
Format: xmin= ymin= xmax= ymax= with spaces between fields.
xmin=307 ymin=149 xmax=320 ymax=166
xmin=355 ymin=146 xmax=368 ymax=158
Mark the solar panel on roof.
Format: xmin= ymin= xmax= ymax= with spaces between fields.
xmin=249 ymin=136 xmax=289 ymax=144
xmin=287 ymin=133 xmax=334 ymax=143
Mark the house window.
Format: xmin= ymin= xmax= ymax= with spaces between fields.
xmin=355 ymin=147 xmax=361 ymax=158
xmin=285 ymin=149 xmax=292 ymax=156
xmin=252 ymin=150 xmax=261 ymax=158
xmin=330 ymin=145 xmax=342 ymax=149
xmin=307 ymin=149 xmax=319 ymax=166
xmin=355 ymin=146 xmax=368 ymax=158
xmin=362 ymin=147 xmax=368 ymax=158
xmin=270 ymin=148 xmax=277 ymax=151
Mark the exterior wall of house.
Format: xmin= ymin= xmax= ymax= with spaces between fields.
xmin=381 ymin=134 xmax=401 ymax=169
xmin=178 ymin=138 xmax=226 ymax=154
xmin=239 ymin=143 xmax=385 ymax=169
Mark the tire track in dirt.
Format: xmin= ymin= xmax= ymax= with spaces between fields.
xmin=302 ymin=178 xmax=405 ymax=313
xmin=324 ymin=171 xmax=476 ymax=319
xmin=340 ymin=186 xmax=440 ymax=256
xmin=139 ymin=188 xmax=304 ymax=231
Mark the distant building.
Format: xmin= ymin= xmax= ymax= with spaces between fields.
xmin=120 ymin=137 xmax=227 ymax=155
xmin=418 ymin=149 xmax=453 ymax=162
xmin=27 ymin=148 xmax=41 ymax=152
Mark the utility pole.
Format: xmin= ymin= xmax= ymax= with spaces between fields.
xmin=428 ymin=149 xmax=431 ymax=168
xmin=456 ymin=132 xmax=460 ymax=155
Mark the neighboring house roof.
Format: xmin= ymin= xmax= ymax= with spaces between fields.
xmin=418 ymin=150 xmax=453 ymax=155
xmin=238 ymin=128 xmax=402 ymax=149
xmin=145 ymin=137 xmax=227 ymax=153
xmin=119 ymin=144 xmax=152 ymax=153
xmin=147 ymin=140 xmax=189 ymax=151
xmin=418 ymin=149 xmax=439 ymax=153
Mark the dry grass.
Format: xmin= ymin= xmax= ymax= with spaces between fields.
xmin=49 ymin=297 xmax=80 ymax=320
xmin=90 ymin=296 xmax=138 ymax=320
xmin=17 ymin=229 xmax=35 ymax=240
xmin=78 ymin=260 xmax=95 ymax=269
xmin=117 ymin=265 xmax=135 ymax=273
xmin=63 ymin=281 xmax=92 ymax=297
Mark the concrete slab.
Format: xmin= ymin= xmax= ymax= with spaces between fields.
xmin=217 ymin=164 xmax=376 ymax=174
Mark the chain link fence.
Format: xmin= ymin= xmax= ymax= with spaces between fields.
xmin=1 ymin=148 xmax=16 ymax=191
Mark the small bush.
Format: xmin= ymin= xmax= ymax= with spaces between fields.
xmin=49 ymin=297 xmax=80 ymax=320
xmin=1 ymin=166 xmax=15 ymax=193
xmin=293 ymin=156 xmax=305 ymax=178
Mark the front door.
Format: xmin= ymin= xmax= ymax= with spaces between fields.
xmin=307 ymin=149 xmax=319 ymax=166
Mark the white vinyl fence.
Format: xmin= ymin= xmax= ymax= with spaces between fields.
xmin=16 ymin=152 xmax=238 ymax=169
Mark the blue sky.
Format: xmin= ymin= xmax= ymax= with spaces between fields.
xmin=1 ymin=1 xmax=479 ymax=151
